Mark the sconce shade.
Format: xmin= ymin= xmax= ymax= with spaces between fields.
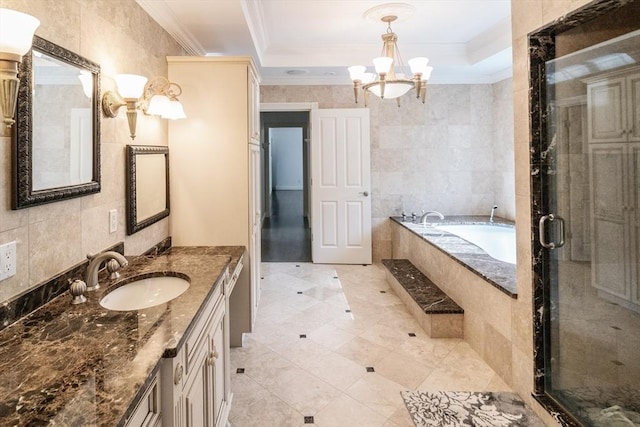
xmin=0 ymin=8 xmax=40 ymax=59
xmin=114 ymin=74 xmax=147 ymax=99
xmin=0 ymin=8 xmax=39 ymax=127
xmin=146 ymin=94 xmax=170 ymax=116
xmin=162 ymin=99 xmax=186 ymax=120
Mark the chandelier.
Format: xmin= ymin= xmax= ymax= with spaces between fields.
xmin=348 ymin=14 xmax=433 ymax=107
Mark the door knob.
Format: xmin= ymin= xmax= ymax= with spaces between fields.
xmin=359 ymin=191 xmax=369 ymax=197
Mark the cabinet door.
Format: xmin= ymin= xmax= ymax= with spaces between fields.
xmin=628 ymin=73 xmax=640 ymax=142
xmin=211 ymin=311 xmax=226 ymax=425
xmin=184 ymin=343 xmax=210 ymax=427
xmin=248 ymin=69 xmax=260 ymax=143
xmin=588 ymin=77 xmax=627 ymax=143
xmin=590 ymin=144 xmax=629 ymax=298
xmin=631 ymin=144 xmax=640 ymax=303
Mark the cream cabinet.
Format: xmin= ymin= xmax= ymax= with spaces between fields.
xmin=161 ymin=272 xmax=231 ymax=427
xmin=587 ymin=67 xmax=640 ymax=311
xmin=167 ymin=57 xmax=260 ymax=338
xmin=586 ymin=70 xmax=640 ymax=143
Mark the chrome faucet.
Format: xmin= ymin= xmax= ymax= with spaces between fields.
xmin=419 ymin=210 xmax=445 ymax=225
xmin=490 ymin=205 xmax=498 ymax=223
xmin=85 ymin=251 xmax=128 ymax=291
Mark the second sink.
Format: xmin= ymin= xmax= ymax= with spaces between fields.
xmin=100 ymin=276 xmax=190 ymax=311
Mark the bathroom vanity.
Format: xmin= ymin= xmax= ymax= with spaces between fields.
xmin=0 ymin=245 xmax=245 ymax=426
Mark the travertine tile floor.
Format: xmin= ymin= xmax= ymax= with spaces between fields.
xmin=229 ymin=263 xmax=511 ymax=426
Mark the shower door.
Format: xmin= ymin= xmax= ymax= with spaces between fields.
xmin=530 ymin=1 xmax=640 ymax=426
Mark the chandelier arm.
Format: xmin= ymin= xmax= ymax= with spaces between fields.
xmin=353 ymin=81 xmax=360 ymax=104
xmin=414 ymin=77 xmax=422 ymax=99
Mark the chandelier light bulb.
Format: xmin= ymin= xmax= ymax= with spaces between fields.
xmin=373 ymin=57 xmax=393 ymax=75
xmin=408 ymin=57 xmax=430 ymax=75
xmin=348 ymin=65 xmax=366 ymax=81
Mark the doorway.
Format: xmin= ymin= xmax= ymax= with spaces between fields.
xmin=260 ymin=111 xmax=311 ymax=262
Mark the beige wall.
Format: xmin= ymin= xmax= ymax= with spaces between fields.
xmin=262 ymin=80 xmax=515 ymax=263
xmin=510 ymin=0 xmax=593 ymax=425
xmin=0 ymin=0 xmax=185 ymax=302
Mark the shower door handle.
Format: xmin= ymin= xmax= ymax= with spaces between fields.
xmin=539 ymin=214 xmax=565 ymax=249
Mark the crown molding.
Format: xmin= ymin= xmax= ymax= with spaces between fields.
xmin=240 ymin=0 xmax=269 ymax=64
xmin=136 ymin=0 xmax=206 ymax=56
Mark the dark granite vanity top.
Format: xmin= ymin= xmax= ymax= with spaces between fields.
xmin=391 ymin=216 xmax=517 ymax=297
xmin=0 ymin=245 xmax=244 ymax=426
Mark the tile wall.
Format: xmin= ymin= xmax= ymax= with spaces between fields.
xmin=262 ymin=79 xmax=515 ymax=263
xmin=0 ymin=0 xmax=185 ymax=302
xmin=509 ymin=0 xmax=593 ymax=425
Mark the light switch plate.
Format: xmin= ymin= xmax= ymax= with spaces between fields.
xmin=109 ymin=209 xmax=117 ymax=233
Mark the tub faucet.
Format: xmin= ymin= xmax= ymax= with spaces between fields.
xmin=85 ymin=251 xmax=128 ymax=291
xmin=420 ymin=210 xmax=445 ymax=225
xmin=490 ymin=205 xmax=498 ymax=223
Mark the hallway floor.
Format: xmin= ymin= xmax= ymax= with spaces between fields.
xmin=261 ymin=190 xmax=311 ymax=263
xmin=229 ymin=262 xmax=511 ymax=426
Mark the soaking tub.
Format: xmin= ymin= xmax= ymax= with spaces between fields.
xmin=436 ymin=224 xmax=516 ymax=265
xmin=391 ymin=216 xmax=517 ymax=297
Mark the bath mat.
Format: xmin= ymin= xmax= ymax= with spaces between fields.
xmin=400 ymin=391 xmax=546 ymax=427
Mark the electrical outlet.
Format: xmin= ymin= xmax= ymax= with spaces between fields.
xmin=109 ymin=209 xmax=117 ymax=233
xmin=0 ymin=241 xmax=17 ymax=281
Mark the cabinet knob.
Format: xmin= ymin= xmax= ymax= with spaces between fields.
xmin=206 ymin=350 xmax=219 ymax=366
xmin=174 ymin=363 xmax=184 ymax=385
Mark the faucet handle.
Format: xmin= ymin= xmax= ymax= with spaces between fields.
xmin=69 ymin=279 xmax=87 ymax=305
xmin=107 ymin=259 xmax=122 ymax=280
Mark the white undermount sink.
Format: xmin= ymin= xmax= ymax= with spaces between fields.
xmin=100 ymin=276 xmax=190 ymax=311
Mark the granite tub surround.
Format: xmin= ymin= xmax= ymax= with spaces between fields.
xmin=382 ymin=259 xmax=463 ymax=338
xmin=390 ymin=216 xmax=517 ymax=297
xmin=0 ymin=246 xmax=244 ymax=426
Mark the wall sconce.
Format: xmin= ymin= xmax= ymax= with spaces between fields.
xmin=0 ymin=8 xmax=40 ymax=127
xmin=102 ymin=74 xmax=148 ymax=140
xmin=143 ymin=76 xmax=186 ymax=120
xmin=102 ymin=74 xmax=185 ymax=140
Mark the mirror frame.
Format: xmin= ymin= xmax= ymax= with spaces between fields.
xmin=12 ymin=35 xmax=101 ymax=209
xmin=126 ymin=145 xmax=170 ymax=235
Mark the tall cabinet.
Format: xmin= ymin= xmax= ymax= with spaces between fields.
xmin=167 ymin=56 xmax=261 ymax=338
xmin=586 ymin=68 xmax=640 ymax=310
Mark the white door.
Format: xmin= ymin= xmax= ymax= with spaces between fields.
xmin=311 ymin=109 xmax=371 ymax=264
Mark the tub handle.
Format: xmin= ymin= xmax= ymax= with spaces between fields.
xmin=539 ymin=214 xmax=565 ymax=249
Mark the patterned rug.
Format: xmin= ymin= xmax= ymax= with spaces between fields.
xmin=401 ymin=391 xmax=546 ymax=427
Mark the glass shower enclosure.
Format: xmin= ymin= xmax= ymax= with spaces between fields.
xmin=529 ymin=0 xmax=640 ymax=425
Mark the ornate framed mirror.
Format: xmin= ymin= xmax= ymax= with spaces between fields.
xmin=12 ymin=35 xmax=101 ymax=209
xmin=126 ymin=145 xmax=170 ymax=235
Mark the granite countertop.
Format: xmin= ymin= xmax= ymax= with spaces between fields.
xmin=390 ymin=216 xmax=517 ymax=297
xmin=0 ymin=245 xmax=244 ymax=426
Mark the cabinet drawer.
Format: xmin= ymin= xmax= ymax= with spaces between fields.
xmin=227 ymin=260 xmax=243 ymax=294
xmin=184 ymin=281 xmax=224 ymax=374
